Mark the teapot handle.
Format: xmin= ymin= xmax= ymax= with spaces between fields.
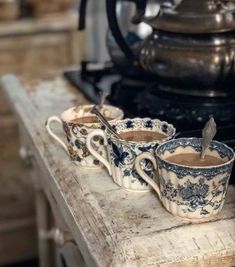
xmin=106 ymin=0 xmax=147 ymax=62
xmin=78 ymin=0 xmax=88 ymax=30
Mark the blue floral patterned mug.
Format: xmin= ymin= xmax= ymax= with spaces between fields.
xmin=86 ymin=118 xmax=176 ymax=191
xmin=135 ymin=138 xmax=235 ymax=219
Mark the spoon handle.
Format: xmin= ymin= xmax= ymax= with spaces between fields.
xmin=99 ymin=91 xmax=109 ymax=108
xmin=91 ymin=106 xmax=121 ymax=139
xmin=201 ymin=117 xmax=217 ymax=159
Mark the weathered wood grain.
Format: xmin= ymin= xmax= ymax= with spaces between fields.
xmin=0 ymin=11 xmax=81 ymax=76
xmin=0 ymin=11 xmax=77 ymax=37
xmin=1 ymin=75 xmax=235 ymax=267
xmin=0 ymin=12 xmax=81 ymax=266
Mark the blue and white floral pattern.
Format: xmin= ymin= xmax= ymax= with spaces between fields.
xmin=156 ymin=138 xmax=235 ymax=179
xmin=159 ymin=176 xmax=230 ymax=215
xmin=107 ymin=138 xmax=156 ymax=186
xmin=106 ymin=118 xmax=176 ymax=191
xmin=155 ymin=138 xmax=235 ymax=218
xmin=110 ymin=118 xmax=175 ymax=142
xmin=110 ymin=142 xmax=130 ymax=167
xmin=157 ymin=138 xmax=234 ymax=160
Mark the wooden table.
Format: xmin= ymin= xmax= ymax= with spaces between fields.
xmin=1 ymin=74 xmax=235 ymax=267
xmin=0 ymin=11 xmax=83 ymax=265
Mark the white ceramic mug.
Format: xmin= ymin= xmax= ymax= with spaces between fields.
xmin=46 ymin=104 xmax=123 ymax=168
xmin=86 ymin=118 xmax=176 ymax=191
xmin=135 ymin=138 xmax=235 ymax=220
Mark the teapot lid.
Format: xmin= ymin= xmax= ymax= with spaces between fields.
xmin=144 ymin=0 xmax=235 ymax=33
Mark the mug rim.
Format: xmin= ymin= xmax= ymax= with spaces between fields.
xmin=60 ymin=104 xmax=124 ymax=126
xmin=156 ymin=137 xmax=235 ymax=169
xmin=107 ymin=117 xmax=176 ymax=145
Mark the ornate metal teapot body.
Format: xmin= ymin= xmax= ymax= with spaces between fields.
xmin=106 ymin=0 xmax=235 ymax=95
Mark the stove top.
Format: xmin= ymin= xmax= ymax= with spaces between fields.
xmin=64 ymin=62 xmax=235 ymax=184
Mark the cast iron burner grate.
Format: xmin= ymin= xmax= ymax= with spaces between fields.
xmin=135 ymin=84 xmax=235 ymax=130
xmin=64 ymin=62 xmax=235 ymax=184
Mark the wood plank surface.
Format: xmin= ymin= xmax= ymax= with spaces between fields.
xmin=0 ymin=12 xmax=80 ymax=265
xmin=0 ymin=33 xmax=71 ymax=76
xmin=0 ymin=11 xmax=81 ymax=76
xmin=1 ymin=75 xmax=235 ymax=267
xmin=0 ymin=12 xmax=77 ymax=37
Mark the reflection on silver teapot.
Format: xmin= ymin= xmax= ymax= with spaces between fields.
xmin=106 ymin=0 xmax=157 ymax=78
xmin=78 ymin=0 xmax=159 ymax=78
xmin=106 ymin=0 xmax=235 ymax=94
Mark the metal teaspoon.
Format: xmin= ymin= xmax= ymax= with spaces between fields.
xmin=90 ymin=105 xmax=121 ymax=139
xmin=98 ymin=91 xmax=109 ymax=109
xmin=201 ymin=116 xmax=217 ymax=160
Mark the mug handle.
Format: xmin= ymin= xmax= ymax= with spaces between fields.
xmin=86 ymin=129 xmax=112 ymax=176
xmin=46 ymin=116 xmax=69 ymax=154
xmin=135 ymin=152 xmax=161 ymax=198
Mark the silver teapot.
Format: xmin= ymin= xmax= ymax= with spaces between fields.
xmin=106 ymin=0 xmax=235 ymax=95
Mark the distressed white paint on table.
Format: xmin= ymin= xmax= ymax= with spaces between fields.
xmin=1 ymin=74 xmax=235 ymax=267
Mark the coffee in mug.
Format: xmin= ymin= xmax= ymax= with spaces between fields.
xmin=119 ymin=130 xmax=167 ymax=142
xmin=71 ymin=116 xmax=112 ymax=124
xmin=166 ymin=153 xmax=225 ymax=167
